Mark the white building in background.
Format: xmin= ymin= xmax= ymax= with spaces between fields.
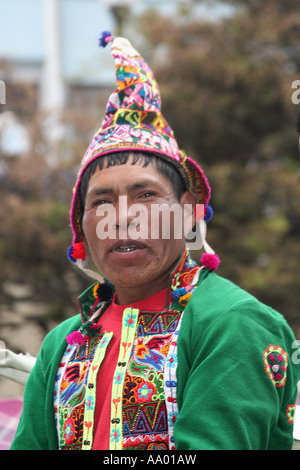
xmin=0 ymin=0 xmax=116 ymax=113
xmin=40 ymin=0 xmax=65 ymax=113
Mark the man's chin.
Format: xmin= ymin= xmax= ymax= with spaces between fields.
xmin=107 ymin=265 xmax=148 ymax=284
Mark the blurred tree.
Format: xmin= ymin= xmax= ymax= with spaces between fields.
xmin=0 ymin=82 xmax=91 ymax=335
xmin=138 ymin=0 xmax=300 ymax=166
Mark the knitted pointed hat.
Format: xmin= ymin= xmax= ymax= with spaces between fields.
xmin=68 ymin=31 xmax=218 ymax=274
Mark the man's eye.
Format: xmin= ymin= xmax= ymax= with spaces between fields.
xmin=140 ymin=191 xmax=156 ymax=198
xmin=92 ymin=199 xmax=111 ymax=207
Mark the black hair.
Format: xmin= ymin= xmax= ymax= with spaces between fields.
xmin=79 ymin=151 xmax=187 ymax=214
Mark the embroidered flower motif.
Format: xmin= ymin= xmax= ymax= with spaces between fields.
xmin=263 ymin=345 xmax=288 ymax=387
xmin=114 ymin=371 xmax=124 ymax=385
xmin=124 ymin=312 xmax=136 ymax=328
xmin=166 ymin=353 xmax=177 ymax=368
xmin=136 ymin=381 xmax=155 ymax=402
xmin=185 ymin=256 xmax=197 ymax=268
xmin=63 ymin=418 xmax=75 ymax=444
xmin=168 ymin=411 xmax=178 ymax=425
xmin=86 ymin=395 xmax=95 ymax=410
xmin=110 ymin=428 xmax=121 ymax=443
xmin=286 ymin=404 xmax=296 ymax=424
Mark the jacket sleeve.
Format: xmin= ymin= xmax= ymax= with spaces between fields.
xmin=175 ymin=297 xmax=300 ymax=450
xmin=10 ymin=344 xmax=58 ymax=450
xmin=10 ymin=316 xmax=81 ymax=450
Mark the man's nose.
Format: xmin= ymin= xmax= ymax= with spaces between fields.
xmin=115 ymin=195 xmax=135 ymax=233
xmin=115 ymin=196 xmax=148 ymax=239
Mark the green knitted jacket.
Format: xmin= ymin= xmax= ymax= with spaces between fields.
xmin=11 ymin=269 xmax=300 ymax=450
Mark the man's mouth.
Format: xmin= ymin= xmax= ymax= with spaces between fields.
xmin=110 ymin=240 xmax=147 ymax=253
xmin=116 ymin=245 xmax=139 ymax=252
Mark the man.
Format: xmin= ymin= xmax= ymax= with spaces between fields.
xmin=11 ymin=32 xmax=300 ymax=450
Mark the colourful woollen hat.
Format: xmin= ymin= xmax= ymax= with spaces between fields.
xmin=68 ymin=31 xmax=219 ymax=278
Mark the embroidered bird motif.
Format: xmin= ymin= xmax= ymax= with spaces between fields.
xmin=135 ymin=338 xmax=165 ymax=370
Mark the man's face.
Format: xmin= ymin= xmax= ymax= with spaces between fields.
xmin=82 ymin=154 xmax=195 ymax=303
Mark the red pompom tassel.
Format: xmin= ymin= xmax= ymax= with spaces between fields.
xmin=66 ymin=331 xmax=87 ymax=346
xmin=72 ymin=242 xmax=87 ymax=260
xmin=200 ymin=253 xmax=220 ymax=271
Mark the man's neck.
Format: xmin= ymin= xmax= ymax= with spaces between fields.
xmin=114 ymin=272 xmax=170 ymax=305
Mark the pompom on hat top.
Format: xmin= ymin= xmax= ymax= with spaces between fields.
xmin=68 ymin=31 xmax=219 ymax=273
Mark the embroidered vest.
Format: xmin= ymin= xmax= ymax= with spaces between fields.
xmin=54 ymin=249 xmax=202 ymax=450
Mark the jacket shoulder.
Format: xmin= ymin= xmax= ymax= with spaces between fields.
xmin=186 ymin=271 xmax=289 ymax=332
xmin=45 ymin=314 xmax=82 ymax=344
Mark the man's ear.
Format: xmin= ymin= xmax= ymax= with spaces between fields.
xmin=180 ymin=191 xmax=196 ymax=235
